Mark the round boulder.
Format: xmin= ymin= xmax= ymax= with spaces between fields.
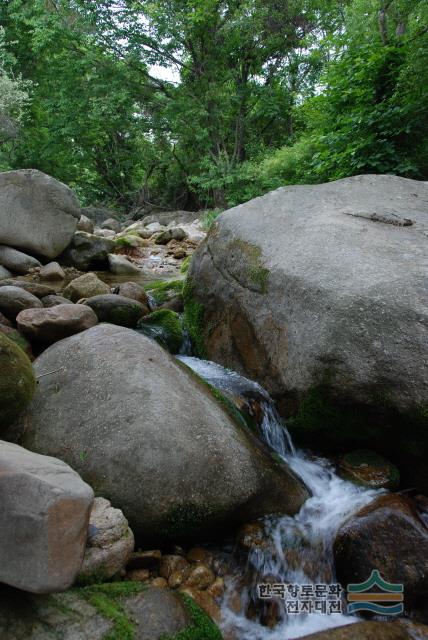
xmin=63 ymin=272 xmax=110 ymax=302
xmin=0 ymin=286 xmax=42 ymax=321
xmin=17 ymin=324 xmax=309 ymax=543
xmin=334 ymin=494 xmax=428 ymax=618
xmin=17 ymin=304 xmax=98 ymax=345
xmin=84 ymin=294 xmax=147 ymax=328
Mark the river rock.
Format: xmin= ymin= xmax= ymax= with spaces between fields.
xmin=101 ymin=218 xmax=121 ymax=233
xmin=39 ymin=261 xmax=65 ymax=281
xmin=0 ymin=584 xmax=206 ymax=640
xmin=60 ymin=231 xmax=116 ymax=271
xmin=42 ymin=294 xmax=74 ymax=308
xmin=0 ymin=333 xmax=35 ymax=429
xmin=188 ymin=175 xmax=428 ymax=490
xmin=113 ymin=281 xmax=150 ymax=306
xmin=339 ymin=449 xmax=399 ymax=489
xmin=17 ymin=324 xmax=309 ymax=543
xmin=0 ymin=440 xmax=93 ymax=593
xmin=84 ymin=294 xmax=147 ymax=328
xmin=108 ymin=253 xmax=141 ymax=275
xmin=77 ymin=214 xmax=94 ymax=234
xmin=81 ymin=205 xmax=120 ymax=226
xmin=0 ymin=245 xmax=41 ymax=274
xmin=0 ymin=280 xmax=56 ymax=298
xmin=334 ymin=494 xmax=428 ymax=618
xmin=63 ymin=273 xmax=110 ymax=302
xmin=0 ymin=286 xmax=43 ymax=320
xmin=299 ymin=620 xmax=428 ymax=639
xmin=0 ymin=169 xmax=80 ymax=259
xmin=17 ymin=304 xmax=98 ymax=344
xmin=78 ymin=497 xmax=134 ymax=584
xmin=0 ymin=266 xmax=11 ymax=280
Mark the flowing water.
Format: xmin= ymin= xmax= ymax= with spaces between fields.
xmin=178 ymin=356 xmax=381 ymax=640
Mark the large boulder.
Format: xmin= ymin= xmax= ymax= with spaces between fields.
xmin=17 ymin=304 xmax=99 ymax=345
xmin=60 ymin=231 xmax=115 ymax=270
xmin=0 ymin=169 xmax=80 ymax=259
xmin=16 ymin=324 xmax=309 ymax=543
xmin=82 ymin=205 xmax=120 ymax=226
xmin=108 ymin=253 xmax=141 ymax=275
xmin=0 ymin=441 xmax=93 ymax=593
xmin=334 ymin=494 xmax=428 ymax=620
xmin=188 ymin=175 xmax=428 ymax=489
xmin=0 ymin=333 xmax=35 ymax=430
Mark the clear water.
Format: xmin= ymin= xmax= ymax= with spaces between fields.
xmin=178 ymin=357 xmax=381 ymax=640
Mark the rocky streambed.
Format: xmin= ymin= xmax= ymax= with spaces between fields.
xmin=0 ymin=170 xmax=427 ymax=640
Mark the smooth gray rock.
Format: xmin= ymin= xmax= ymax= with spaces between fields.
xmin=0 ymin=286 xmax=42 ymax=320
xmin=81 ymin=205 xmax=120 ymax=226
xmin=63 ymin=272 xmax=110 ymax=302
xmin=0 ymin=266 xmax=11 ymax=280
xmin=16 ymin=304 xmax=98 ymax=344
xmin=101 ymin=218 xmax=121 ymax=233
xmin=108 ymin=253 xmax=141 ymax=275
xmin=39 ymin=261 xmax=65 ymax=281
xmin=0 ymin=245 xmax=41 ymax=274
xmin=0 ymin=441 xmax=94 ymax=593
xmin=60 ymin=231 xmax=115 ymax=271
xmin=189 ymin=175 xmax=428 ymax=486
xmin=0 ymin=280 xmax=55 ymax=298
xmin=84 ymin=294 xmax=147 ymax=327
xmin=0 ymin=585 xmax=192 ymax=640
xmin=0 ymin=169 xmax=80 ymax=259
xmin=42 ymin=294 xmax=74 ymax=308
xmin=77 ymin=214 xmax=94 ymax=234
xmin=78 ymin=497 xmax=134 ymax=584
xmin=18 ymin=324 xmax=309 ymax=543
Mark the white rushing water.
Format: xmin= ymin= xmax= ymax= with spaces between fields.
xmin=178 ymin=357 xmax=381 ymax=640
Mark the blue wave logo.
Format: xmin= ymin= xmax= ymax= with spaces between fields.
xmin=347 ymin=570 xmax=403 ymax=615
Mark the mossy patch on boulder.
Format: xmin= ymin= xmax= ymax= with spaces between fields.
xmin=0 ymin=332 xmax=36 ymax=430
xmin=183 ymin=278 xmax=206 ymax=358
xmin=339 ymin=449 xmax=400 ymax=490
xmin=137 ymin=309 xmax=184 ymax=353
xmin=144 ymin=279 xmax=184 ymax=305
xmin=162 ymin=593 xmax=223 ymax=640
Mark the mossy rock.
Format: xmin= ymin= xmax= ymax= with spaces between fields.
xmin=137 ymin=309 xmax=184 ymax=353
xmin=0 ymin=333 xmax=36 ymax=431
xmin=183 ymin=278 xmax=206 ymax=358
xmin=339 ymin=449 xmax=400 ymax=490
xmin=180 ymin=256 xmax=191 ymax=274
xmin=144 ymin=279 xmax=184 ymax=305
xmin=0 ymin=582 xmax=223 ymax=640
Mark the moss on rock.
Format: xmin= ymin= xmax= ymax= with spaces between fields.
xmin=183 ymin=278 xmax=206 ymax=358
xmin=0 ymin=332 xmax=36 ymax=430
xmin=161 ymin=593 xmax=223 ymax=640
xmin=144 ymin=279 xmax=184 ymax=305
xmin=137 ymin=309 xmax=184 ymax=353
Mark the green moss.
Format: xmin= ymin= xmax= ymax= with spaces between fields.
xmin=227 ymin=239 xmax=270 ymax=293
xmin=115 ymin=236 xmax=134 ymax=248
xmin=144 ymin=279 xmax=184 ymax=304
xmin=183 ymin=278 xmax=206 ymax=358
xmin=180 ymin=256 xmax=191 ymax=274
xmin=161 ymin=593 xmax=223 ymax=640
xmin=0 ymin=333 xmax=36 ymax=429
xmin=75 ymin=582 xmax=146 ymax=640
xmin=137 ymin=308 xmax=184 ymax=353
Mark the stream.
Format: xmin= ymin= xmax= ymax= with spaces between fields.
xmin=178 ymin=356 xmax=381 ymax=640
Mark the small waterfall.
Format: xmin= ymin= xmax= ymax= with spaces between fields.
xmin=177 ymin=356 xmax=381 ymax=640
